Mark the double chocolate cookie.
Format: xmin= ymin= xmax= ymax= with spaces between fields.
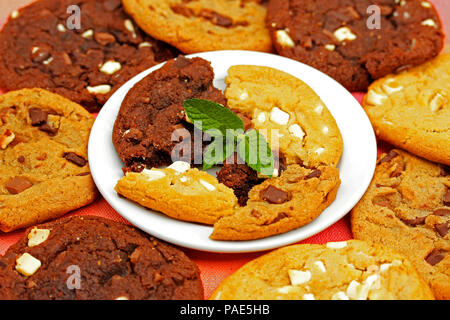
xmin=266 ymin=0 xmax=444 ymax=91
xmin=0 ymin=0 xmax=178 ymax=112
xmin=0 ymin=216 xmax=203 ymax=300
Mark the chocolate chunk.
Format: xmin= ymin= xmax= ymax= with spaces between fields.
xmin=5 ymin=177 xmax=33 ymax=194
xmin=401 ymin=216 xmax=426 ymax=227
xmin=261 ymin=185 xmax=290 ymax=204
xmin=171 ymin=4 xmax=193 ymax=17
xmin=271 ymin=212 xmax=288 ymax=224
xmin=29 ymin=108 xmax=48 ymax=126
xmin=443 ymin=189 xmax=450 ymax=206
xmin=379 ymin=150 xmax=399 ymax=164
xmin=63 ymin=152 xmax=87 ymax=167
xmin=18 ymin=156 xmax=25 ymax=163
xmin=433 ymin=208 xmax=450 ymax=216
xmin=425 ymin=249 xmax=445 ymax=266
xmin=435 ymin=223 xmax=449 ymax=237
xmin=94 ymin=32 xmax=116 ymax=46
xmin=305 ymin=169 xmax=321 ymax=180
xmin=440 ymin=165 xmax=450 ymax=176
xmin=209 ymin=12 xmax=233 ymax=28
xmin=372 ymin=195 xmax=391 ymax=208
xmin=390 ymin=161 xmax=405 ymax=178
xmin=38 ymin=123 xmax=58 ymax=136
xmin=76 ymin=172 xmax=90 ymax=176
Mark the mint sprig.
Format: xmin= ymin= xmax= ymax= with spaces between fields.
xmin=184 ymin=99 xmax=275 ymax=176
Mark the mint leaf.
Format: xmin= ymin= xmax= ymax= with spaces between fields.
xmin=184 ymin=99 xmax=244 ymax=136
xmin=202 ymin=129 xmax=235 ymax=170
xmin=237 ymin=130 xmax=274 ymax=177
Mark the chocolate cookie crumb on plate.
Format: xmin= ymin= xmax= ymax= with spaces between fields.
xmin=0 ymin=0 xmax=178 ymax=112
xmin=267 ymin=0 xmax=444 ymax=91
xmin=0 ymin=216 xmax=203 ymax=300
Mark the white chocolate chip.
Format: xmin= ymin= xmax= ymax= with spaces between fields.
xmin=288 ymin=124 xmax=305 ymax=140
xmin=239 ymin=90 xmax=249 ymax=100
xmin=382 ymin=80 xmax=403 ymax=94
xmin=325 ymin=44 xmax=336 ymax=51
xmin=256 ymin=112 xmax=267 ymax=124
xmin=346 ymin=280 xmax=362 ymax=300
xmin=100 ymin=60 xmax=122 ymax=75
xmin=332 ymin=291 xmax=349 ymax=300
xmin=15 ymin=253 xmax=41 ymax=276
xmin=115 ymin=296 xmax=129 ymax=300
xmin=322 ymin=126 xmax=329 ymax=134
xmin=167 ymin=161 xmax=190 ymax=173
xmin=314 ymin=105 xmax=324 ymax=115
xmin=277 ymin=286 xmax=293 ymax=294
xmin=392 ymin=260 xmax=402 ymax=266
xmin=180 ymin=176 xmax=188 ymax=183
xmin=314 ymin=261 xmax=326 ymax=273
xmin=31 ymin=46 xmax=39 ymax=54
xmin=315 ymin=147 xmax=325 ymax=155
xmin=57 ymin=23 xmax=67 ymax=33
xmin=87 ymin=84 xmax=111 ymax=95
xmin=288 ymin=269 xmax=311 ymax=285
xmin=199 ymin=179 xmax=216 ymax=191
xmin=138 ymin=42 xmax=152 ymax=48
xmin=333 ymin=27 xmax=357 ymax=42
xmin=270 ymin=107 xmax=290 ymax=125
xmin=303 ymin=293 xmax=315 ymax=300
xmin=366 ymin=90 xmax=387 ymax=105
xmin=142 ymin=169 xmax=166 ymax=181
xmin=27 ymin=228 xmax=50 ymax=247
xmin=380 ymin=263 xmax=392 ymax=272
xmin=0 ymin=129 xmax=15 ymax=149
xmin=276 ymin=29 xmax=295 ymax=48
xmin=272 ymin=168 xmax=279 ymax=178
xmin=421 ymin=1 xmax=432 ymax=8
xmin=124 ymin=19 xmax=137 ymax=38
xmin=42 ymin=57 xmax=54 ymax=65
xmin=11 ymin=10 xmax=20 ymax=19
xmin=326 ymin=241 xmax=347 ymax=249
xmin=403 ymin=12 xmax=410 ymax=19
xmin=421 ymin=19 xmax=437 ymax=28
xmin=429 ymin=92 xmax=446 ymax=112
xmin=81 ymin=29 xmax=94 ymax=39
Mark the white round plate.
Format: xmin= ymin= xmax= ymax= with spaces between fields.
xmin=89 ymin=50 xmax=377 ymax=253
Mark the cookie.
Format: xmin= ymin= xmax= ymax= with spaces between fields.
xmin=113 ymin=55 xmax=227 ymax=173
xmin=121 ymin=0 xmax=272 ymax=54
xmin=210 ymin=240 xmax=434 ymax=300
xmin=0 ymin=88 xmax=97 ymax=232
xmin=211 ymin=164 xmax=340 ymax=240
xmin=266 ymin=0 xmax=445 ymax=91
xmin=351 ymin=149 xmax=450 ymax=299
xmin=0 ymin=0 xmax=178 ymax=112
xmin=363 ymin=54 xmax=450 ymax=165
xmin=0 ymin=216 xmax=203 ymax=300
xmin=224 ymin=65 xmax=343 ymax=167
xmin=115 ymin=162 xmax=237 ymax=225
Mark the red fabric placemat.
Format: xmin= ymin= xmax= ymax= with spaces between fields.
xmin=0 ymin=0 xmax=448 ymax=299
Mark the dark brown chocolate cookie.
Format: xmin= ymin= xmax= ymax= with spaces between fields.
xmin=112 ymin=55 xmax=227 ymax=172
xmin=0 ymin=0 xmax=178 ymax=112
xmin=0 ymin=216 xmax=203 ymax=300
xmin=266 ymin=0 xmax=444 ymax=91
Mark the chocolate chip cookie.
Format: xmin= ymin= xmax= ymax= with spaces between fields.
xmin=122 ymin=0 xmax=272 ymax=53
xmin=0 ymin=216 xmax=203 ymax=300
xmin=266 ymin=0 xmax=444 ymax=91
xmin=363 ymin=53 xmax=450 ymax=165
xmin=351 ymin=150 xmax=449 ymax=299
xmin=0 ymin=0 xmax=178 ymax=112
xmin=211 ymin=240 xmax=434 ymax=300
xmin=0 ymin=88 xmax=97 ymax=232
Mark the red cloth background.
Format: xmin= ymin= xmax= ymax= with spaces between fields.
xmin=0 ymin=0 xmax=448 ymax=299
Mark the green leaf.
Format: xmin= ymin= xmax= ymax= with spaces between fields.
xmin=184 ymin=99 xmax=244 ymax=136
xmin=237 ymin=130 xmax=274 ymax=177
xmin=202 ymin=128 xmax=235 ymax=170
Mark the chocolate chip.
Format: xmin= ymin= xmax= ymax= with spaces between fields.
xmin=261 ymin=185 xmax=290 ymax=204
xmin=402 ymin=216 xmax=427 ymax=227
xmin=171 ymin=4 xmax=193 ymax=17
xmin=29 ymin=108 xmax=48 ymax=126
xmin=372 ymin=195 xmax=392 ymax=208
xmin=435 ymin=222 xmax=449 ymax=237
xmin=18 ymin=156 xmax=25 ymax=163
xmin=305 ymin=169 xmax=321 ymax=180
xmin=379 ymin=150 xmax=399 ymax=164
xmin=443 ymin=189 xmax=450 ymax=206
xmin=5 ymin=177 xmax=33 ymax=194
xmin=38 ymin=123 xmax=58 ymax=136
xmin=440 ymin=165 xmax=449 ymax=176
xmin=271 ymin=212 xmax=288 ymax=224
xmin=63 ymin=152 xmax=87 ymax=167
xmin=425 ymin=249 xmax=445 ymax=266
xmin=433 ymin=208 xmax=450 ymax=216
xmin=76 ymin=172 xmax=90 ymax=176
xmin=94 ymin=32 xmax=116 ymax=46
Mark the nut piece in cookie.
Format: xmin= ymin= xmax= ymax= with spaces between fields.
xmin=122 ymin=0 xmax=272 ymax=53
xmin=351 ymin=149 xmax=450 ymax=299
xmin=210 ymin=240 xmax=434 ymax=300
xmin=0 ymin=89 xmax=97 ymax=232
xmin=363 ymin=54 xmax=450 ymax=165
xmin=0 ymin=216 xmax=203 ymax=300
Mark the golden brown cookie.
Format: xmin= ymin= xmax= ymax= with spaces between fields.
xmin=211 ymin=164 xmax=340 ymax=240
xmin=115 ymin=161 xmax=237 ymax=225
xmin=363 ymin=54 xmax=450 ymax=165
xmin=225 ymin=65 xmax=343 ymax=167
xmin=0 ymin=89 xmax=97 ymax=232
xmin=210 ymin=240 xmax=434 ymax=300
xmin=122 ymin=0 xmax=272 ymax=53
xmin=351 ymin=149 xmax=449 ymax=299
